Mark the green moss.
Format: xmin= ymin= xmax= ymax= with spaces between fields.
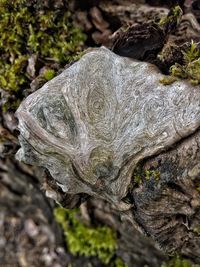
xmin=161 ymin=255 xmax=197 ymax=267
xmin=159 ymin=76 xmax=178 ymax=85
xmin=54 ymin=207 xmax=117 ymax=265
xmin=196 ymin=187 xmax=200 ymax=192
xmin=114 ymin=257 xmax=128 ymax=267
xmin=0 ymin=55 xmax=28 ymax=92
xmin=2 ymin=98 xmax=21 ymax=113
xmin=132 ymin=165 xmax=143 ymax=186
xmin=43 ymin=69 xmax=56 ymax=81
xmin=132 ymin=165 xmax=160 ymax=187
xmin=158 ymin=5 xmax=182 ymax=28
xmin=144 ymin=169 xmax=160 ymax=182
xmin=193 ymin=225 xmax=200 ymax=235
xmin=160 ymin=41 xmax=200 ymax=85
xmin=183 ymin=40 xmax=200 ymax=63
xmin=0 ymin=0 xmax=86 ymax=110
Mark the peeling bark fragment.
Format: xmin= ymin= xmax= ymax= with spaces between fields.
xmin=15 ymin=47 xmax=200 ymax=259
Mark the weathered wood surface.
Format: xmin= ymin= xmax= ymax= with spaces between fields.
xmin=0 ymin=150 xmax=168 ymax=267
xmin=16 ymin=47 xmax=200 ymax=263
xmin=0 ymin=157 xmax=69 ymax=267
xmin=1 ymin=1 xmax=200 ymax=265
xmin=71 ymin=0 xmax=200 ymax=47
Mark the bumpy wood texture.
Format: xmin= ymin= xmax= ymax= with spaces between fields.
xmin=16 ymin=48 xmax=200 ymax=260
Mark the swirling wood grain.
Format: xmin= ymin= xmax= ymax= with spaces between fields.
xmin=16 ymin=47 xmax=200 ymax=210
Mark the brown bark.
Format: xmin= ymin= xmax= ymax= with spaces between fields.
xmin=0 ymin=131 xmax=168 ymax=267
xmin=127 ymin=129 xmax=200 ymax=262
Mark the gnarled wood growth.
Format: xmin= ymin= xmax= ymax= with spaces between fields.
xmin=16 ymin=47 xmax=200 ymax=263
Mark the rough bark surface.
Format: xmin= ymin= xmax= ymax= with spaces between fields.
xmin=127 ymin=129 xmax=200 ymax=262
xmin=15 ymin=47 xmax=200 ymax=263
xmin=71 ymin=0 xmax=200 ymax=47
xmin=0 ymin=157 xmax=68 ymax=267
xmin=85 ymin=198 xmax=167 ymax=266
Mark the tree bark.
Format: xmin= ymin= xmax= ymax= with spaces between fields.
xmin=14 ymin=46 xmax=200 ymax=266
xmin=1 ymin=1 xmax=200 ymax=267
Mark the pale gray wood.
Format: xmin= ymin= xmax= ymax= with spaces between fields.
xmin=16 ymin=47 xmax=200 ymax=211
xmin=14 ymin=43 xmax=200 ymax=265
